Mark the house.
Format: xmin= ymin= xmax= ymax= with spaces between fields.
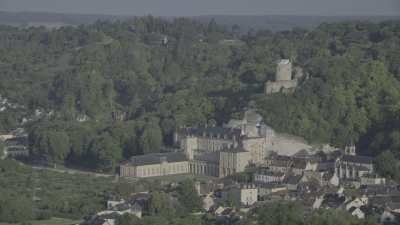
xmin=360 ymin=174 xmax=386 ymax=186
xmin=222 ymin=184 xmax=258 ymax=207
xmin=321 ymin=193 xmax=346 ymax=209
xmin=267 ymin=158 xmax=292 ymax=173
xmin=213 ymin=206 xmax=226 ymax=215
xmin=0 ymin=134 xmax=15 ymax=141
xmin=284 ymin=175 xmax=303 ymax=191
xmin=107 ymin=200 xmax=125 ymax=210
xmin=257 ymin=183 xmax=287 ymax=197
xmin=349 ymin=207 xmax=365 ymax=219
xmin=3 ymin=136 xmax=29 ymax=158
xmin=381 ymin=210 xmax=400 ymax=224
xmin=98 ymin=200 xmax=143 ymax=219
xmin=254 ymin=168 xmax=285 ymax=184
xmin=323 ymin=172 xmax=339 ymax=187
xmin=291 ymin=159 xmax=317 ymax=175
xmin=345 ymin=196 xmax=368 ymax=211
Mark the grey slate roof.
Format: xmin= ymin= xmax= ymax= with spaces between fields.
xmin=285 ymin=175 xmax=302 ymax=185
xmin=316 ymin=162 xmax=336 ymax=171
xmin=221 ymin=147 xmax=248 ymax=153
xmin=342 ymin=155 xmax=373 ymax=164
xmin=256 ymin=168 xmax=285 ymax=177
xmin=194 ymin=152 xmax=220 ymax=163
xmin=178 ymin=126 xmax=241 ymax=139
xmin=269 ymin=160 xmax=292 ymax=168
xmin=127 ymin=152 xmax=187 ymax=166
xmin=5 ymin=136 xmax=27 ymax=146
xmin=292 ymin=159 xmax=307 ymax=169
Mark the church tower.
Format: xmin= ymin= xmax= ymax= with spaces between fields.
xmin=344 ymin=142 xmax=356 ymax=156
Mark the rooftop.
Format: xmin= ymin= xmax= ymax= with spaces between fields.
xmin=292 ymin=159 xmax=308 ymax=169
xmin=255 ymin=169 xmax=285 ymax=177
xmin=284 ymin=175 xmax=303 ymax=185
xmin=126 ymin=152 xmax=187 ymax=166
xmin=221 ymin=147 xmax=248 ymax=153
xmin=4 ymin=136 xmax=28 ymax=146
xmin=278 ymin=59 xmax=291 ymax=65
xmin=194 ymin=152 xmax=220 ymax=163
xmin=342 ymin=155 xmax=373 ymax=164
xmin=178 ymin=126 xmax=241 ymax=139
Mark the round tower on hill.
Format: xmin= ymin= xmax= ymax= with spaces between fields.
xmin=276 ymin=59 xmax=292 ymax=81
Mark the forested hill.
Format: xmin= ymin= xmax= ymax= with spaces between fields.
xmin=0 ymin=17 xmax=399 ymax=176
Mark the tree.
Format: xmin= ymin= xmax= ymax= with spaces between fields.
xmin=244 ymin=202 xmax=304 ymax=225
xmin=47 ymin=131 xmax=70 ymax=163
xmin=176 ymin=179 xmax=202 ymax=213
xmin=148 ymin=191 xmax=175 ymax=217
xmin=29 ymin=127 xmax=70 ymax=164
xmin=0 ymin=194 xmax=34 ymax=223
xmin=0 ymin=140 xmax=4 ymax=158
xmin=375 ymin=151 xmax=400 ymax=180
xmin=89 ymin=133 xmax=122 ymax=172
xmin=117 ymin=214 xmax=142 ymax=225
xmin=139 ymin=119 xmax=162 ymax=154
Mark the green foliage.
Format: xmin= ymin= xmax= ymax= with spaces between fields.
xmin=117 ymin=211 xmax=203 ymax=225
xmin=89 ymin=133 xmax=122 ymax=172
xmin=374 ymin=151 xmax=400 ymax=180
xmin=176 ymin=179 xmax=202 ymax=213
xmin=0 ymin=160 xmax=114 ymax=222
xmin=0 ymin=139 xmax=4 ymax=158
xmin=247 ymin=202 xmax=305 ymax=225
xmin=29 ymin=126 xmax=70 ymax=163
xmin=148 ymin=191 xmax=175 ymax=217
xmin=139 ymin=119 xmax=163 ymax=154
xmin=0 ymin=194 xmax=34 ymax=223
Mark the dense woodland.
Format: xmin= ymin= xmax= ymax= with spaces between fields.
xmin=0 ymin=17 xmax=399 ymax=178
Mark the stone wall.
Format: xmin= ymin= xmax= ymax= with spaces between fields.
xmin=265 ymin=80 xmax=298 ymax=94
xmin=269 ymin=132 xmax=312 ymax=156
xmin=242 ymin=137 xmax=267 ymax=164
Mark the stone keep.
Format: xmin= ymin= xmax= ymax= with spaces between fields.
xmin=265 ymin=59 xmax=298 ymax=94
xmin=276 ymin=59 xmax=292 ymax=81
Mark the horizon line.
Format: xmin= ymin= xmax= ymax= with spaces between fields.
xmin=1 ymin=10 xmax=400 ymax=18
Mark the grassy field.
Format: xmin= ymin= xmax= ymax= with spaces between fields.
xmin=0 ymin=159 xmax=114 ymax=222
xmin=0 ymin=217 xmax=81 ymax=225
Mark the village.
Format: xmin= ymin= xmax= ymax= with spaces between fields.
xmin=1 ymin=60 xmax=399 ymax=225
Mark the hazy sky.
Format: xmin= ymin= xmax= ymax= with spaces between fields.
xmin=1 ymin=0 xmax=399 ymax=16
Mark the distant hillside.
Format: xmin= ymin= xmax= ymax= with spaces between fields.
xmin=0 ymin=11 xmax=128 ymax=28
xmin=1 ymin=11 xmax=399 ymax=31
xmin=195 ymin=15 xmax=400 ymax=32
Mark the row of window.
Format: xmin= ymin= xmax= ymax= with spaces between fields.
xmin=139 ymin=163 xmax=188 ymax=177
xmin=121 ymin=163 xmax=188 ymax=177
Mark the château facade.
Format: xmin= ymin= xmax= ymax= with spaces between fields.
xmin=120 ymin=109 xmax=274 ymax=178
